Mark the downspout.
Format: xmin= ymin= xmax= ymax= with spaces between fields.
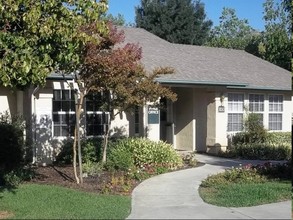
xmin=32 ymin=85 xmax=40 ymax=164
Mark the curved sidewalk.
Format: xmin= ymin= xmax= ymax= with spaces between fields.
xmin=127 ymin=154 xmax=291 ymax=219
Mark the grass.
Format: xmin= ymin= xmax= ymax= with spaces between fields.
xmin=0 ymin=183 xmax=131 ymax=219
xmin=199 ymin=181 xmax=290 ymax=207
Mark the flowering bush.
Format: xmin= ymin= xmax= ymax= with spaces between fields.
xmin=201 ymin=165 xmax=267 ymax=187
xmin=200 ymin=161 xmax=291 ymax=188
xmin=106 ymin=138 xmax=183 ymax=180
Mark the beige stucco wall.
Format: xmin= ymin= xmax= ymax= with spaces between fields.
xmin=31 ymin=80 xmax=132 ymax=164
xmin=170 ymin=87 xmax=292 ymax=155
xmin=194 ymin=89 xmax=209 ymax=152
xmin=0 ymin=87 xmax=17 ymax=116
xmin=283 ymin=93 xmax=292 ymax=132
xmin=173 ymin=88 xmax=195 ymax=151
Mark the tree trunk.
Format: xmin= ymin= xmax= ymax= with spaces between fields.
xmin=102 ymin=115 xmax=111 ymax=163
xmin=77 ymin=93 xmax=84 ymax=184
xmin=73 ymin=91 xmax=85 ymax=184
xmin=73 ymin=127 xmax=80 ymax=184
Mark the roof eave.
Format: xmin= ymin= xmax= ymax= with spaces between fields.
xmin=156 ymin=79 xmax=290 ymax=92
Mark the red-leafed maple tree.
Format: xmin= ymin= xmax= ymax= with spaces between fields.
xmin=72 ymin=23 xmax=177 ymax=184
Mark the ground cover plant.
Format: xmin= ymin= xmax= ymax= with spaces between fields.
xmin=199 ymin=161 xmax=291 ymax=207
xmin=0 ymin=184 xmax=131 ymax=219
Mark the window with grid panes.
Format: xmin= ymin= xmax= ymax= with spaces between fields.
xmin=268 ymin=95 xmax=283 ymax=130
xmin=52 ymin=90 xmax=76 ymax=137
xmin=85 ymin=92 xmax=109 ymax=136
xmin=227 ymin=93 xmax=244 ymax=132
xmin=249 ymin=94 xmax=264 ymax=125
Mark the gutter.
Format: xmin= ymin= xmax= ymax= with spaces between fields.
xmin=156 ymin=79 xmax=290 ymax=92
xmin=46 ymin=74 xmax=74 ymax=80
xmin=155 ymin=79 xmax=248 ymax=87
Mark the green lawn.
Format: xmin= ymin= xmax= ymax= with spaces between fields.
xmin=0 ymin=184 xmax=131 ymax=219
xmin=199 ymin=181 xmax=291 ymax=207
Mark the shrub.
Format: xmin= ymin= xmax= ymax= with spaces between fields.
xmin=0 ymin=117 xmax=25 ymax=172
xmin=1 ymin=166 xmax=35 ymax=187
xmin=82 ymin=161 xmax=103 ymax=176
xmin=106 ymin=143 xmax=135 ymax=171
xmin=201 ymin=161 xmax=291 ymax=189
xmin=106 ymin=138 xmax=183 ymax=177
xmin=266 ymin=132 xmax=291 ymax=145
xmin=244 ymin=113 xmax=267 ymax=143
xmin=252 ymin=161 xmax=291 ymax=180
xmin=200 ymin=166 xmax=267 ymax=188
xmin=55 ymin=137 xmax=104 ymax=164
xmin=233 ymin=143 xmax=291 ymax=160
xmin=55 ymin=138 xmax=74 ymax=164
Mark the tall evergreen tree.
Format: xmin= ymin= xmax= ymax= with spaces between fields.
xmin=135 ymin=0 xmax=212 ymax=45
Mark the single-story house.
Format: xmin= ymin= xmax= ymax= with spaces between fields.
xmin=0 ymin=27 xmax=292 ymax=164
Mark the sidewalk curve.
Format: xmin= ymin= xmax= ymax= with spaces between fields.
xmin=127 ymin=153 xmax=291 ymax=219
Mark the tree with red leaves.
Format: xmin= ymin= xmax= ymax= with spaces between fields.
xmin=73 ymin=23 xmax=177 ymax=183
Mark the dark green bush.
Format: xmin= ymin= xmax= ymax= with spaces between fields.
xmin=232 ymin=113 xmax=268 ymax=145
xmin=106 ymin=143 xmax=135 ymax=171
xmin=253 ymin=162 xmax=291 ymax=180
xmin=244 ymin=113 xmax=267 ymax=143
xmin=55 ymin=137 xmax=104 ymax=164
xmin=233 ymin=143 xmax=291 ymax=160
xmin=228 ymin=113 xmax=291 ymax=160
xmin=0 ymin=122 xmax=24 ymax=172
xmin=0 ymin=166 xmax=35 ymax=187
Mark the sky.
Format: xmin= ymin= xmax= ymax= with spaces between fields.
xmin=107 ymin=0 xmax=278 ymax=32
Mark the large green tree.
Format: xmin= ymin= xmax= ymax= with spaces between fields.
xmin=0 ymin=0 xmax=108 ymax=89
xmin=259 ymin=0 xmax=291 ymax=71
xmin=205 ymin=7 xmax=256 ymax=50
xmin=0 ymin=0 xmax=109 ymax=184
xmin=135 ymin=0 xmax=212 ymax=45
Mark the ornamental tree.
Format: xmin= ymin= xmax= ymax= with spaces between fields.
xmin=75 ymin=23 xmax=177 ymax=163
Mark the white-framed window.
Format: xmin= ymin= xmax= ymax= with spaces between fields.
xmin=249 ymin=94 xmax=264 ymax=112
xmin=85 ymin=93 xmax=109 ymax=136
xmin=269 ymin=95 xmax=283 ymax=112
xmin=227 ymin=93 xmax=244 ymax=132
xmin=52 ymin=90 xmax=76 ymax=137
xmin=268 ymin=95 xmax=283 ymax=130
xmin=249 ymin=94 xmax=264 ymax=124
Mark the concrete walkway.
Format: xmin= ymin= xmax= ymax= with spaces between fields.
xmin=127 ymin=153 xmax=291 ymax=219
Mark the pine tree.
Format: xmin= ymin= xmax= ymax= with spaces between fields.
xmin=135 ymin=0 xmax=212 ymax=45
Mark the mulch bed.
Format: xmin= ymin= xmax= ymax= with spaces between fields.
xmin=27 ymin=162 xmax=204 ymax=196
xmin=28 ymin=165 xmax=138 ymax=196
